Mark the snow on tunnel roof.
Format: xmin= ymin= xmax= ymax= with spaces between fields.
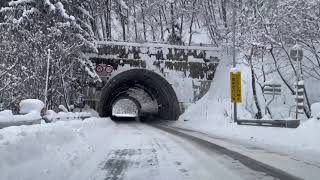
xmin=95 ymin=41 xmax=220 ymax=51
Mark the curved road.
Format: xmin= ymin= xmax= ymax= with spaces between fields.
xmin=70 ymin=121 xmax=287 ymax=180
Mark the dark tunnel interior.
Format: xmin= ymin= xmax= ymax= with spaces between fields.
xmin=99 ymin=69 xmax=181 ymax=121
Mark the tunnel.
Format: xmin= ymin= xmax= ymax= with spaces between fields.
xmin=99 ymin=69 xmax=180 ymax=120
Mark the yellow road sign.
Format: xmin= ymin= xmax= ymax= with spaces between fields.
xmin=230 ymin=72 xmax=242 ymax=103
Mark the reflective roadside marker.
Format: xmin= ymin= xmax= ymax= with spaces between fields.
xmin=295 ymin=80 xmax=305 ymax=114
xmin=230 ymin=72 xmax=242 ymax=103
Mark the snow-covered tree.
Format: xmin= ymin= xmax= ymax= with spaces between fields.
xmin=0 ymin=0 xmax=99 ymax=110
xmin=0 ymin=0 xmax=9 ymax=22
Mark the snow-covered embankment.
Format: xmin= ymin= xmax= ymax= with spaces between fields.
xmin=178 ymin=54 xmax=320 ymax=154
xmin=0 ymin=118 xmax=115 ymax=180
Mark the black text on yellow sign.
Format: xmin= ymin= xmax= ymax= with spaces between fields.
xmin=230 ymin=72 xmax=242 ymax=103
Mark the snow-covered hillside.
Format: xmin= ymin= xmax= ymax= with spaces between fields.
xmin=177 ymin=52 xmax=320 ymax=155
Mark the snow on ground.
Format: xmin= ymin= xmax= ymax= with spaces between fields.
xmin=43 ymin=105 xmax=99 ymax=122
xmin=67 ymin=122 xmax=277 ymax=180
xmin=0 ymin=110 xmax=15 ymax=123
xmin=73 ymin=105 xmax=100 ymax=117
xmin=19 ymin=99 xmax=44 ymax=114
xmin=177 ymin=53 xmax=320 ymax=156
xmin=0 ymin=117 xmax=276 ymax=180
xmin=0 ymin=99 xmax=44 ymax=123
xmin=311 ymin=102 xmax=320 ymax=119
xmin=0 ymin=118 xmax=115 ymax=180
xmin=44 ymin=110 xmax=92 ymax=122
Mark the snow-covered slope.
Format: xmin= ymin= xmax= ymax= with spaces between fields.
xmin=179 ymin=53 xmax=252 ymax=125
xmin=177 ymin=53 xmax=320 ymax=155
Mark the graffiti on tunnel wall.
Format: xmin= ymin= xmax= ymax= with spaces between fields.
xmin=86 ymin=41 xmax=221 ymax=111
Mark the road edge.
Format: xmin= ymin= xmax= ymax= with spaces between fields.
xmin=150 ymin=123 xmax=302 ymax=180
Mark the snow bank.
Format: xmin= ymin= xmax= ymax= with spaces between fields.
xmin=13 ymin=112 xmax=42 ymax=122
xmin=0 ymin=99 xmax=44 ymax=123
xmin=73 ymin=105 xmax=100 ymax=118
xmin=0 ymin=110 xmax=42 ymax=124
xmin=44 ymin=111 xmax=92 ymax=122
xmin=178 ymin=53 xmax=320 ymax=155
xmin=311 ymin=102 xmax=320 ymax=119
xmin=177 ymin=116 xmax=320 ymax=153
xmin=19 ymin=99 xmax=44 ymax=114
xmin=44 ymin=104 xmax=99 ymax=123
xmin=0 ymin=118 xmax=115 ymax=180
xmin=179 ymin=53 xmax=252 ymax=125
xmin=58 ymin=105 xmax=69 ymax=112
xmin=0 ymin=110 xmax=14 ymax=123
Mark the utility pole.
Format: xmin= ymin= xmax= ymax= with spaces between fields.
xmin=44 ymin=49 xmax=51 ymax=111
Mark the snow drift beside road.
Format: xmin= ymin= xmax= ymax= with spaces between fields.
xmin=0 ymin=99 xmax=44 ymax=123
xmin=178 ymin=54 xmax=320 ymax=154
xmin=44 ymin=110 xmax=92 ymax=122
xmin=0 ymin=118 xmax=115 ymax=180
xmin=311 ymin=102 xmax=320 ymax=119
xmin=19 ymin=99 xmax=44 ymax=114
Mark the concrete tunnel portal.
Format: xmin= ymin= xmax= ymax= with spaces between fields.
xmin=99 ymin=69 xmax=181 ymax=120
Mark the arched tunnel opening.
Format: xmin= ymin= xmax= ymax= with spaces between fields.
xmin=99 ymin=69 xmax=181 ymax=121
xmin=112 ymin=96 xmax=142 ymax=118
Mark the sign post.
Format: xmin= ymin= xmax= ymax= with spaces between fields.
xmin=290 ymin=44 xmax=304 ymax=119
xmin=263 ymin=83 xmax=281 ymax=115
xmin=231 ymin=0 xmax=238 ymax=122
xmin=230 ymin=70 xmax=242 ymax=122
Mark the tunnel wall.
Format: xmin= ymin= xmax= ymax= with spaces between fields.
xmin=85 ymin=41 xmax=221 ymax=117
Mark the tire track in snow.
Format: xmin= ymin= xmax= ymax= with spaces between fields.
xmin=150 ymin=123 xmax=302 ymax=180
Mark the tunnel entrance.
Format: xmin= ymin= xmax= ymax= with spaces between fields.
xmin=99 ymin=69 xmax=180 ymax=120
xmin=112 ymin=97 xmax=141 ymax=118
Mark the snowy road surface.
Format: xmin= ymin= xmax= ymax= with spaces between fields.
xmin=69 ymin=121 xmax=288 ymax=180
xmin=1 ymin=118 xmax=316 ymax=180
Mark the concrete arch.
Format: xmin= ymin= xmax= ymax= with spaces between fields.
xmin=99 ymin=69 xmax=180 ymax=120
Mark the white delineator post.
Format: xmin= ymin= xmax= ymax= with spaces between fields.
xmin=295 ymin=58 xmax=299 ymax=119
xmin=290 ymin=44 xmax=304 ymax=119
xmin=44 ymin=49 xmax=51 ymax=111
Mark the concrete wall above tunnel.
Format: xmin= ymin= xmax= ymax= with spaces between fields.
xmin=84 ymin=41 xmax=221 ymax=119
xmin=99 ymin=69 xmax=181 ymax=120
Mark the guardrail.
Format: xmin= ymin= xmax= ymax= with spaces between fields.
xmin=237 ymin=119 xmax=300 ymax=128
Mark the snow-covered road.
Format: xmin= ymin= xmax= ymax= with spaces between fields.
xmin=69 ymin=121 xmax=287 ymax=180
xmin=1 ymin=118 xmax=313 ymax=180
